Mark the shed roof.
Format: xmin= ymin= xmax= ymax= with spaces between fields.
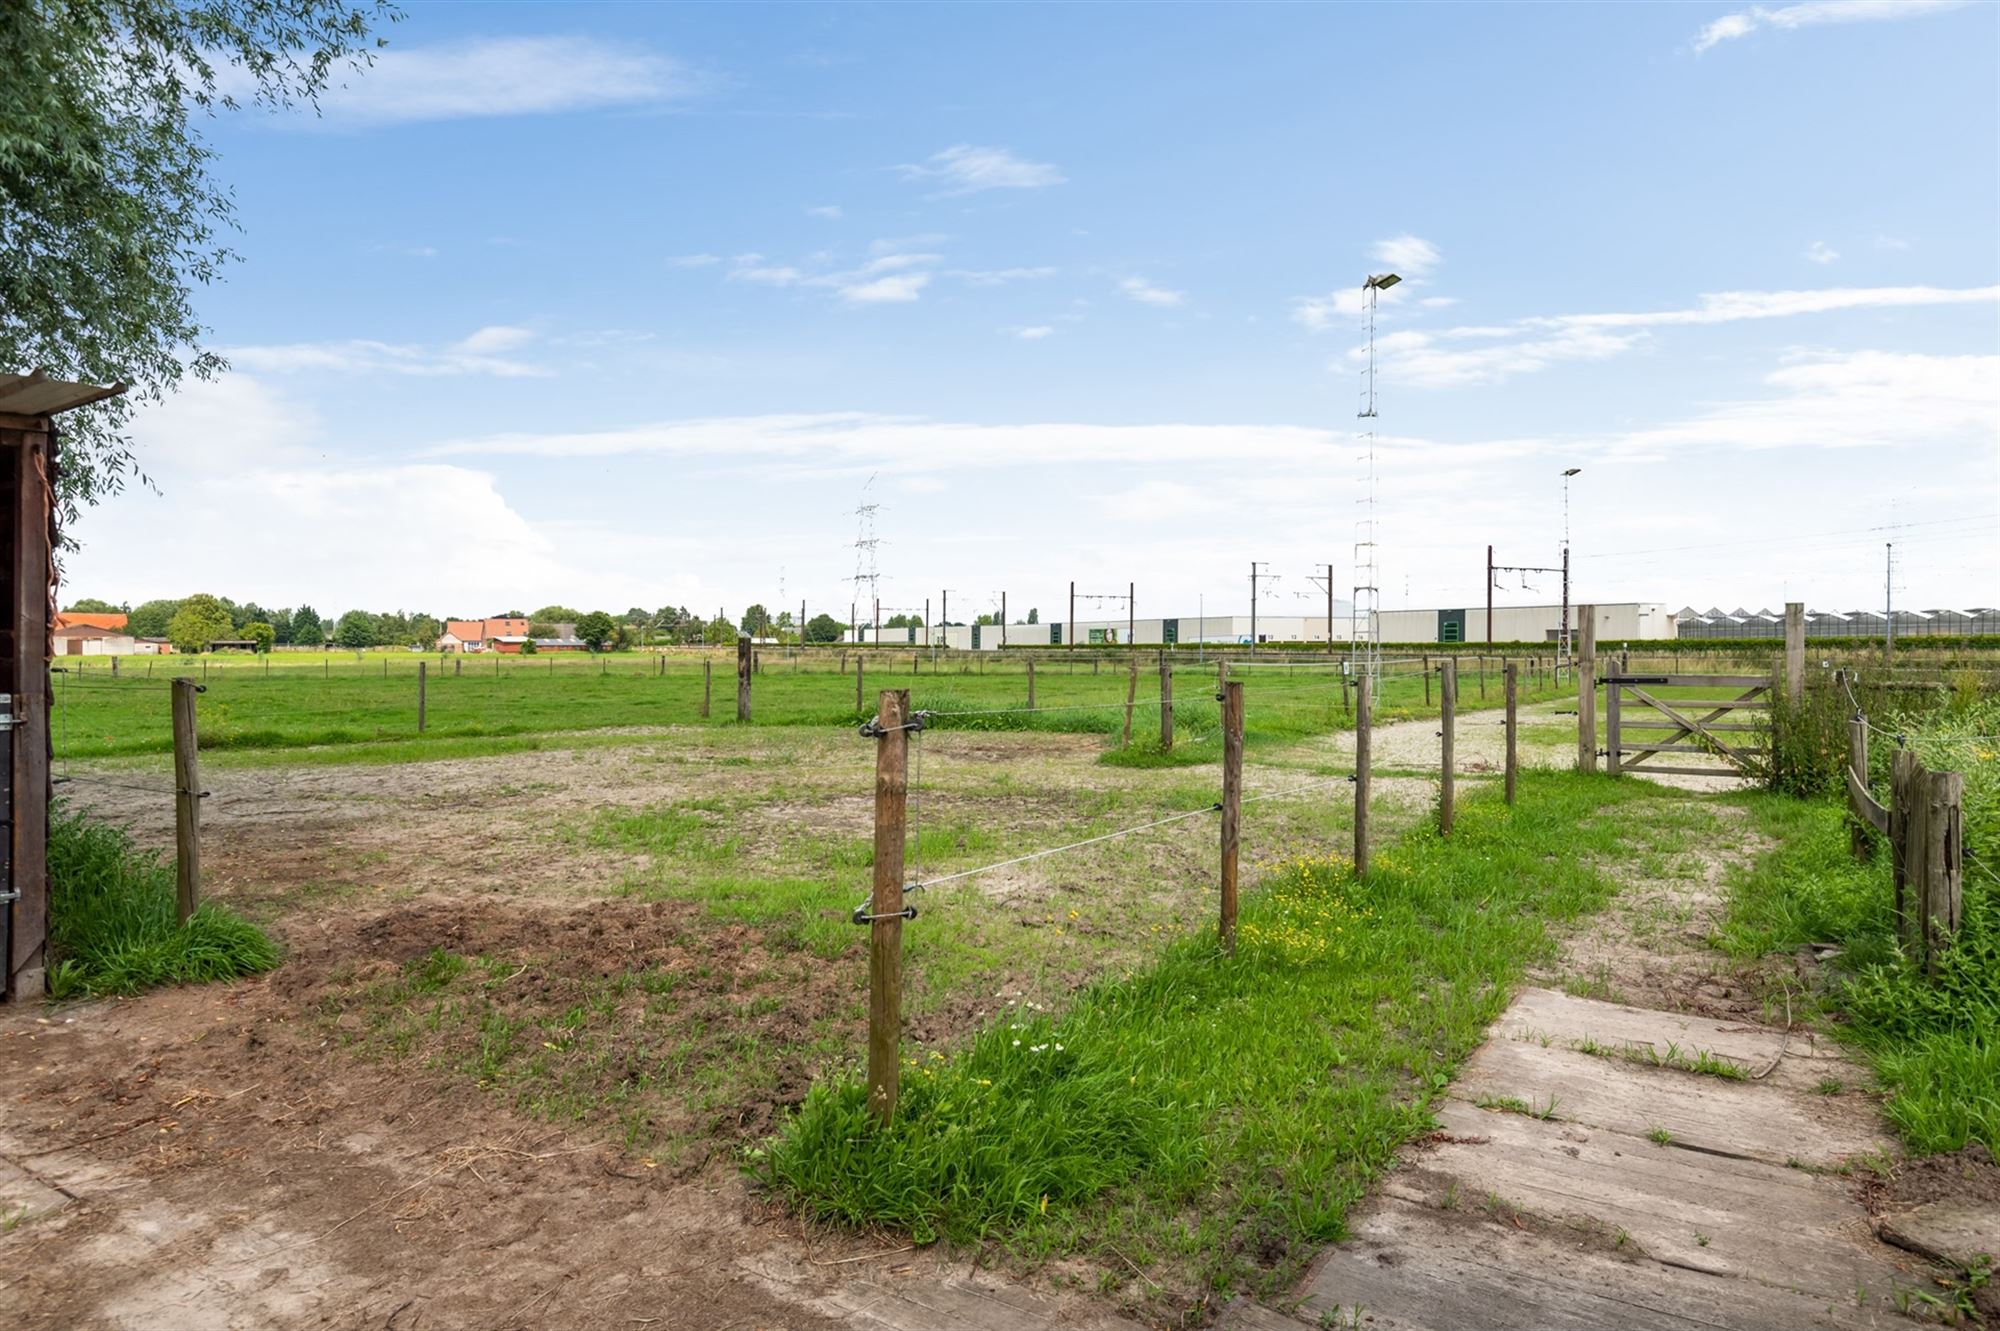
xmin=0 ymin=370 xmax=127 ymax=420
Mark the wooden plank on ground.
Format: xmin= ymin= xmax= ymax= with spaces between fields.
xmin=1493 ymin=988 xmax=1839 ymax=1069
xmin=1451 ymin=1040 xmax=1888 ymax=1168
xmin=1394 ymin=1099 xmax=1918 ymax=1297
xmin=1296 ymin=1202 xmax=1895 ymax=1330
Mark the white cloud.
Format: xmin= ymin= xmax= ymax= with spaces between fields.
xmin=669 ymin=253 xmax=722 ymax=268
xmin=254 ymin=37 xmax=705 ymax=126
xmin=1007 ymin=325 xmax=1055 ymax=340
xmin=1355 ymin=326 xmax=1643 ymax=389
xmin=721 ymin=249 xmax=943 ymax=303
xmin=807 ymin=204 xmax=844 ymax=220
xmin=1607 ymin=349 xmax=1999 ymax=456
xmin=950 ymin=266 xmax=1058 ymax=285
xmin=1103 ymin=480 xmax=1215 ymax=522
xmin=1369 ymin=235 xmax=1441 ymax=277
xmin=898 ymin=145 xmax=1064 ymax=194
xmin=1804 ymin=240 xmax=1840 ymax=264
xmin=1694 ymin=0 xmax=1966 ymax=52
xmin=840 ymin=272 xmax=931 ymax=304
xmin=1292 ymin=283 xmax=1406 ymax=330
xmin=227 ymin=327 xmax=548 ymax=378
xmin=1119 ymin=277 xmax=1185 ymax=308
xmin=1354 ymin=283 xmax=2000 ymax=387
xmin=1535 ymin=283 xmax=1997 ymax=330
xmin=1875 ymin=234 xmax=1912 ymax=251
xmin=453 ymin=325 xmax=535 ymax=355
xmin=1419 ymin=296 xmax=1459 ymax=309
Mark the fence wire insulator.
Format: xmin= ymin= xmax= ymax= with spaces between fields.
xmin=852 ymin=902 xmax=918 ymax=925
xmin=859 ymin=710 xmax=931 ymax=738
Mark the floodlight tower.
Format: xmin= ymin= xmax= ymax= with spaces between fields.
xmin=1352 ymin=271 xmax=1399 ymax=698
xmin=847 ymin=475 xmax=881 ymax=645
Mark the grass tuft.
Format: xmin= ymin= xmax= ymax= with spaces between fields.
xmin=45 ymin=801 xmax=279 ymax=999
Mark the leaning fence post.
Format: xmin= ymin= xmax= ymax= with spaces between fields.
xmin=1439 ymin=659 xmax=1456 ymax=835
xmin=1159 ymin=651 xmax=1174 ymax=751
xmin=1219 ymin=679 xmax=1243 ymax=952
xmin=1504 ymin=662 xmax=1519 ymax=806
xmin=1891 ymin=749 xmax=1921 ymax=946
xmin=417 ymin=661 xmax=427 ymax=733
xmin=171 ymin=678 xmax=203 ymax=925
xmin=865 ymin=688 xmax=911 ymax=1124
xmin=1848 ymin=716 xmax=1871 ymax=860
xmin=1122 ymin=656 xmax=1138 ymax=748
xmin=736 ymin=637 xmax=752 ymax=722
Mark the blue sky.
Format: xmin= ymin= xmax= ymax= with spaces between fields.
xmin=70 ymin=0 xmax=1999 ymax=625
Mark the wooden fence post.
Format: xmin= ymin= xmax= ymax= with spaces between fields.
xmin=1504 ymin=663 xmax=1519 ymax=806
xmin=454 ymin=656 xmax=462 ymax=678
xmin=1784 ymin=601 xmax=1806 ymax=702
xmin=1219 ymin=679 xmax=1243 ymax=952
xmin=736 ymin=637 xmax=752 ymax=722
xmin=1122 ymin=656 xmax=1138 ymax=748
xmin=1890 ymin=749 xmax=1921 ymax=947
xmin=1423 ymin=656 xmax=1432 ymax=707
xmin=1354 ymin=671 xmax=1372 ymax=876
xmin=171 ymin=678 xmax=202 ymax=925
xmin=701 ymin=659 xmax=711 ymax=718
xmin=1577 ymin=605 xmax=1598 ymax=773
xmin=1027 ymin=659 xmax=1037 ymax=710
xmin=1159 ymin=651 xmax=1174 ymax=751
xmin=855 ymin=656 xmax=864 ymax=713
xmin=1921 ymin=771 xmax=1964 ymax=974
xmin=1848 ymin=716 xmax=1871 ymax=860
xmin=1439 ymin=659 xmax=1456 ymax=835
xmin=417 ymin=661 xmax=427 ymax=733
xmin=866 ymin=688 xmax=910 ymax=1124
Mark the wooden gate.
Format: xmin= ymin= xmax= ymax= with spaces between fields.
xmin=1605 ymin=673 xmax=1771 ymax=780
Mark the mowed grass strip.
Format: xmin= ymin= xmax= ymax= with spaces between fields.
xmin=757 ymin=771 xmax=1687 ymax=1302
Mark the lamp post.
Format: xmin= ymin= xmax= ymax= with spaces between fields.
xmin=1561 ymin=467 xmax=1582 ymax=658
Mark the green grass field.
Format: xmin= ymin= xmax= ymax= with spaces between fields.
xmin=52 ymin=650 xmax=1572 ymax=765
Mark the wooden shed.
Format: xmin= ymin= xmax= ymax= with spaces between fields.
xmin=3 ymin=371 xmax=126 ymax=1001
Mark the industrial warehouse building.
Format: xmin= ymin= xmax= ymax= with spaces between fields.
xmin=847 ymin=602 xmax=1675 ymax=648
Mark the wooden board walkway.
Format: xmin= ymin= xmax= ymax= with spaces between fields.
xmin=1226 ymin=987 xmax=1950 ymax=1330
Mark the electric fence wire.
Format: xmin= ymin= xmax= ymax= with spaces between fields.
xmin=898 ymin=804 xmax=1221 ymax=897
xmin=1841 ymin=669 xmax=2000 ymax=747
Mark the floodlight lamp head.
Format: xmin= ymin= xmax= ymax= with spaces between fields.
xmin=1364 ymin=273 xmax=1402 ymax=291
xmin=1562 ymin=467 xmax=1582 ymax=477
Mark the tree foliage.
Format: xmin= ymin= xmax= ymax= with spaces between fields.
xmin=290 ymin=604 xmax=322 ymax=644
xmin=703 ymin=615 xmax=736 ymax=645
xmin=166 ymin=593 xmax=230 ymax=653
xmin=575 ymin=611 xmax=615 ymax=652
xmin=804 ymin=613 xmax=844 ymax=644
xmin=740 ymin=603 xmax=771 ymax=637
xmin=63 ymin=597 xmax=123 ymax=613
xmin=2 ymin=0 xmax=398 ymax=530
xmin=334 ymin=609 xmax=377 ymax=650
xmin=242 ymin=620 xmax=274 ymax=653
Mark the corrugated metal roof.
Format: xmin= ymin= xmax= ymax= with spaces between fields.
xmin=0 ymin=370 xmax=126 ymax=419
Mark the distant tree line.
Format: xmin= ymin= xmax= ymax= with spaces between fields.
xmin=64 ymin=596 xmax=861 ymax=653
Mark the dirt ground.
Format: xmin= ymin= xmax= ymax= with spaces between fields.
xmin=0 ymin=707 xmax=1791 ymax=1330
xmin=8 ymin=717 xmax=1407 ymax=1331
